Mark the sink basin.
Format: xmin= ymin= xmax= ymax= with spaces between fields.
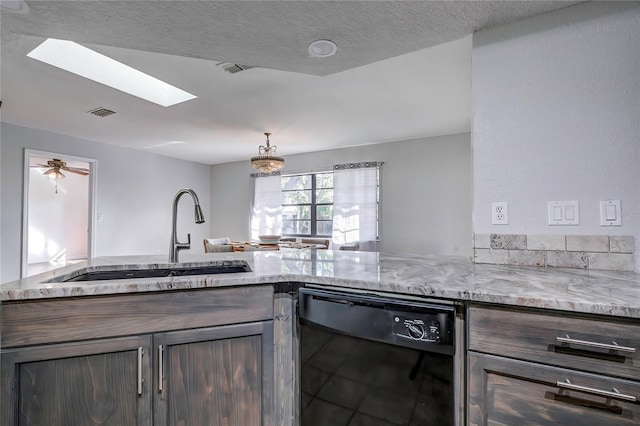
xmin=49 ymin=261 xmax=252 ymax=283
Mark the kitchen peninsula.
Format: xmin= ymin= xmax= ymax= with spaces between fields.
xmin=1 ymin=250 xmax=639 ymax=425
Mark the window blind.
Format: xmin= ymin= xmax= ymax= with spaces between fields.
xmin=331 ymin=163 xmax=380 ymax=251
xmin=250 ymin=174 xmax=282 ymax=240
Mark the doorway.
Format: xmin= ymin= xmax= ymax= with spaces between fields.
xmin=22 ymin=149 xmax=96 ymax=277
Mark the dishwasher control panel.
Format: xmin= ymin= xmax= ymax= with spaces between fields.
xmin=393 ymin=316 xmax=441 ymax=343
xmin=298 ymin=287 xmax=455 ymax=355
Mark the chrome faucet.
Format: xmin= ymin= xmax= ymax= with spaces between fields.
xmin=169 ymin=188 xmax=205 ymax=263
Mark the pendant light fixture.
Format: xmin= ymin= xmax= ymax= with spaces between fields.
xmin=250 ymin=132 xmax=285 ymax=173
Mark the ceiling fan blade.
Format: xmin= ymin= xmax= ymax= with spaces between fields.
xmin=64 ymin=167 xmax=90 ymax=176
xmin=31 ymin=164 xmax=50 ymax=168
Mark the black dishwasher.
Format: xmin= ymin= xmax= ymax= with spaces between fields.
xmin=299 ymin=287 xmax=457 ymax=426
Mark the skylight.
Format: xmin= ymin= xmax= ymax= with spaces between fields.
xmin=27 ymin=39 xmax=197 ymax=107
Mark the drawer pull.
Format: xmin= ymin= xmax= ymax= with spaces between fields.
xmin=556 ymin=379 xmax=637 ymax=402
xmin=556 ymin=335 xmax=636 ymax=353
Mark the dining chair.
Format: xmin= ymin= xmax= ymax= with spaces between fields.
xmin=205 ymin=237 xmax=231 ymax=245
xmin=203 ymin=238 xmax=233 ymax=253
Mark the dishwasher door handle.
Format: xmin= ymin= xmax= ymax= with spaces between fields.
xmin=311 ymin=294 xmax=351 ymax=305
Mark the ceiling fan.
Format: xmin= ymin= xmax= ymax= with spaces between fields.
xmin=31 ymin=158 xmax=89 ymax=178
xmin=31 ymin=158 xmax=89 ymax=194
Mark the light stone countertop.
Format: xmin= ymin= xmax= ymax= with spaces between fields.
xmin=2 ymin=250 xmax=639 ymax=318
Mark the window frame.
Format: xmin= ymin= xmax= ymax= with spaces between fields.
xmin=281 ymin=171 xmax=333 ymax=238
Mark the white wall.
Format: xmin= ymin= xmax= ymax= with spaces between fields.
xmin=210 ymin=133 xmax=472 ymax=257
xmin=1 ymin=123 xmax=211 ymax=282
xmin=0 ymin=124 xmax=2 ymax=283
xmin=472 ymin=2 xmax=640 ymax=269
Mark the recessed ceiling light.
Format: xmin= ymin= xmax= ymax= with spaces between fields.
xmin=0 ymin=0 xmax=30 ymax=14
xmin=27 ymin=38 xmax=197 ymax=107
xmin=308 ymin=40 xmax=338 ymax=58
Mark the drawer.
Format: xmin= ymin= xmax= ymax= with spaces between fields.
xmin=468 ymin=352 xmax=640 ymax=426
xmin=2 ymin=285 xmax=274 ymax=348
xmin=468 ymin=305 xmax=640 ymax=381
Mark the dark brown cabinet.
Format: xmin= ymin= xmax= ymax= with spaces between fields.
xmin=468 ymin=352 xmax=640 ymax=425
xmin=2 ymin=335 xmax=153 ymax=426
xmin=467 ymin=305 xmax=640 ymax=426
xmin=154 ymin=322 xmax=274 ymax=426
xmin=1 ymin=286 xmax=275 ymax=426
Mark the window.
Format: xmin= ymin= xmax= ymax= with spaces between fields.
xmin=250 ymin=162 xmax=382 ymax=248
xmin=281 ymin=172 xmax=333 ymax=237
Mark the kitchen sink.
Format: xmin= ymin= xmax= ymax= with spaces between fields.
xmin=49 ymin=261 xmax=252 ymax=282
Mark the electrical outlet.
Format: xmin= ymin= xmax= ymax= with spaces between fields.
xmin=492 ymin=202 xmax=509 ymax=225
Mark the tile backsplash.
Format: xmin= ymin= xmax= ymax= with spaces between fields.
xmin=473 ymin=234 xmax=635 ymax=271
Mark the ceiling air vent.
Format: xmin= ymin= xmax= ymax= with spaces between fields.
xmin=223 ymin=64 xmax=254 ymax=74
xmin=87 ymin=107 xmax=116 ymax=118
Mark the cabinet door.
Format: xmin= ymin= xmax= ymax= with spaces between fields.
xmin=154 ymin=321 xmax=274 ymax=426
xmin=468 ymin=352 xmax=640 ymax=426
xmin=1 ymin=335 xmax=153 ymax=426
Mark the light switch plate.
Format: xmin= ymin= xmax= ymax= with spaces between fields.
xmin=600 ymin=200 xmax=621 ymax=226
xmin=548 ymin=201 xmax=579 ymax=225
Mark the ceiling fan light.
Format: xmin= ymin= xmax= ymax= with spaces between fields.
xmin=44 ymin=169 xmax=65 ymax=179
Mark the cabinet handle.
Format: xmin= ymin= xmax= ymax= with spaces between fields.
xmin=137 ymin=347 xmax=144 ymax=395
xmin=556 ymin=335 xmax=636 ymax=353
xmin=158 ymin=344 xmax=164 ymax=392
xmin=556 ymin=379 xmax=636 ymax=402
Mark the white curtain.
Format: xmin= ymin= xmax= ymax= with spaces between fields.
xmin=331 ymin=165 xmax=379 ymax=251
xmin=250 ymin=175 xmax=282 ymax=240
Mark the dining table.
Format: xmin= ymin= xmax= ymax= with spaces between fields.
xmin=227 ymin=241 xmax=327 ymax=252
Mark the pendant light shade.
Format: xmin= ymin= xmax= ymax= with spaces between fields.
xmin=251 ymin=132 xmax=285 ymax=173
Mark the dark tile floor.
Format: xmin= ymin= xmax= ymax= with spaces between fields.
xmin=300 ymin=324 xmax=454 ymax=426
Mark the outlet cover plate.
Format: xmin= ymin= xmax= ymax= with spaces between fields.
xmin=492 ymin=202 xmax=509 ymax=225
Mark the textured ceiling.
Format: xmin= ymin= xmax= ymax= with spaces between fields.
xmin=1 ymin=1 xmax=579 ymax=165
xmin=1 ymin=1 xmax=581 ymax=76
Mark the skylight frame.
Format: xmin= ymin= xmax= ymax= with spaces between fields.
xmin=27 ymin=38 xmax=197 ymax=107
